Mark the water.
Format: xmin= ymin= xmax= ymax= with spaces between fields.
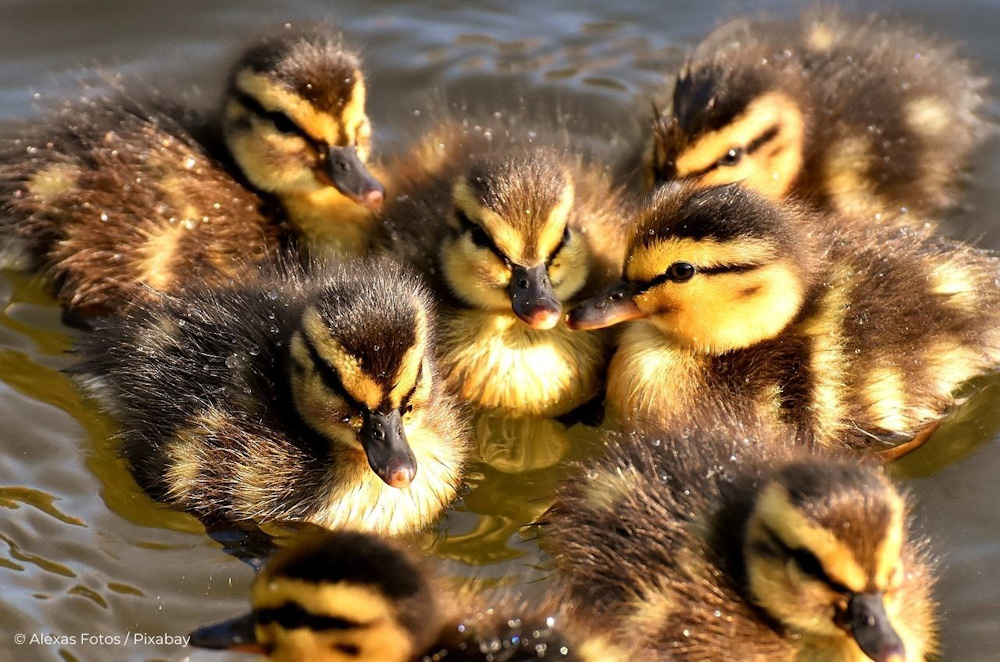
xmin=1 ymin=1 xmax=999 ymax=660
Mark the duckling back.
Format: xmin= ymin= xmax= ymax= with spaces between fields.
xmin=76 ymin=256 xmax=468 ymax=535
xmin=543 ymin=411 xmax=937 ymax=661
xmin=649 ymin=10 xmax=989 ymax=220
xmin=0 ymin=93 xmax=277 ymax=312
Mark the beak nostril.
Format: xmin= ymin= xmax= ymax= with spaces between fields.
xmin=609 ymin=291 xmax=623 ymax=301
xmin=518 ymin=278 xmax=529 ymax=289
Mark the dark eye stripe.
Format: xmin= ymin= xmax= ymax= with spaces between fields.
xmin=255 ymin=603 xmax=369 ymax=632
xmin=632 ymin=262 xmax=761 ymax=293
xmin=683 ymin=123 xmax=781 ymax=179
xmin=761 ymin=525 xmax=852 ymax=595
xmin=455 ymin=208 xmax=509 ymax=264
xmin=400 ymin=360 xmax=422 ymax=410
xmin=300 ymin=331 xmax=367 ymax=414
xmin=235 ymin=91 xmax=326 ymax=154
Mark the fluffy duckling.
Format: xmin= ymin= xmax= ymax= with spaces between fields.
xmin=646 ymin=11 xmax=988 ymax=220
xmin=543 ymin=413 xmax=937 ymax=662
xmin=377 ymin=124 xmax=627 ymax=416
xmin=568 ymin=183 xmax=1000 ymax=453
xmin=190 ymin=529 xmax=629 ymax=662
xmin=75 ymin=257 xmax=467 ymax=534
xmin=0 ymin=28 xmax=383 ymax=314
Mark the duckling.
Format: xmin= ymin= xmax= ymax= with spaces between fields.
xmin=543 ymin=412 xmax=937 ymax=662
xmin=75 ymin=257 xmax=467 ymax=534
xmin=190 ymin=528 xmax=630 ymax=662
xmin=567 ymin=183 xmax=1000 ymax=453
xmin=646 ymin=10 xmax=988 ymax=220
xmin=376 ymin=124 xmax=627 ymax=416
xmin=0 ymin=28 xmax=384 ymax=314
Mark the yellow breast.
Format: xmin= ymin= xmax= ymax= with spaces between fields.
xmin=438 ymin=310 xmax=608 ymax=416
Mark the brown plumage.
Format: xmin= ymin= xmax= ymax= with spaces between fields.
xmin=646 ymin=10 xmax=989 ymax=221
xmin=74 ymin=257 xmax=467 ymax=535
xmin=0 ymin=28 xmax=383 ymax=315
xmin=189 ymin=529 xmax=631 ymax=662
xmin=542 ymin=410 xmax=937 ymax=661
xmin=567 ymin=183 xmax=1000 ymax=453
xmin=376 ymin=120 xmax=628 ymax=416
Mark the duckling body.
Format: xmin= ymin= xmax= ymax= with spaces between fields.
xmin=569 ymin=184 xmax=1000 ymax=452
xmin=647 ymin=11 xmax=988 ymax=220
xmin=377 ymin=123 xmax=626 ymax=416
xmin=544 ymin=412 xmax=936 ymax=661
xmin=76 ymin=258 xmax=467 ymax=534
xmin=190 ymin=529 xmax=630 ymax=662
xmin=0 ymin=29 xmax=384 ymax=314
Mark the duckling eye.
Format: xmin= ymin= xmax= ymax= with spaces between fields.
xmin=791 ymin=548 xmax=827 ymax=582
xmin=666 ymin=262 xmax=696 ymax=282
xmin=717 ymin=147 xmax=744 ymax=167
xmin=269 ymin=111 xmax=300 ymax=135
xmin=469 ymin=224 xmax=491 ymax=249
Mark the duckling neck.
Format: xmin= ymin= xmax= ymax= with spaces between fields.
xmin=437 ymin=308 xmax=609 ymax=416
xmin=281 ymin=188 xmax=376 ymax=256
xmin=606 ymin=320 xmax=708 ymax=423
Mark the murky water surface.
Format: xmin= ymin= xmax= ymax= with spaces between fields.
xmin=1 ymin=1 xmax=999 ymax=660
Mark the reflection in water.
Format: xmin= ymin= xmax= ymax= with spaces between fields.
xmin=475 ymin=412 xmax=572 ymax=473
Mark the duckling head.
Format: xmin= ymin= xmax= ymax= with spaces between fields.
xmin=223 ymin=31 xmax=384 ymax=212
xmin=287 ymin=262 xmax=434 ymax=488
xmin=567 ymin=184 xmax=815 ymax=354
xmin=439 ymin=153 xmax=588 ymax=330
xmin=744 ymin=460 xmax=916 ymax=662
xmin=647 ymin=57 xmax=806 ymax=200
xmin=190 ymin=530 xmax=438 ymax=662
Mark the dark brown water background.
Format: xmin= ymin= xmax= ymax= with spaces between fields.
xmin=1 ymin=1 xmax=999 ymax=660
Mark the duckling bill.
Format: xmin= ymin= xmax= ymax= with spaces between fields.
xmin=568 ymin=183 xmax=1000 ymax=453
xmin=75 ymin=257 xmax=467 ymax=534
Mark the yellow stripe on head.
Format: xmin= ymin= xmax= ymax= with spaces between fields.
xmin=625 ymin=237 xmax=777 ymax=282
xmin=236 ymin=70 xmax=343 ymax=145
xmin=388 ymin=304 xmax=428 ymax=408
xmin=753 ymin=482 xmax=868 ymax=592
xmin=452 ymin=178 xmax=526 ymax=260
xmin=301 ymin=306 xmax=383 ymax=410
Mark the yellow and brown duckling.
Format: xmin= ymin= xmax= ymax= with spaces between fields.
xmin=75 ymin=257 xmax=467 ymax=535
xmin=543 ymin=412 xmax=936 ymax=662
xmin=646 ymin=11 xmax=988 ymax=220
xmin=568 ymin=183 xmax=1000 ymax=453
xmin=376 ymin=125 xmax=627 ymax=417
xmin=190 ymin=529 xmax=629 ymax=662
xmin=0 ymin=28 xmax=383 ymax=314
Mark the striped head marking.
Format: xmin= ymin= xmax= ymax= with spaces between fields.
xmin=288 ymin=282 xmax=432 ymax=488
xmin=439 ymin=155 xmax=588 ymax=329
xmin=190 ymin=530 xmax=437 ymax=662
xmin=567 ymin=184 xmax=812 ymax=353
xmin=223 ymin=32 xmax=383 ymax=209
xmin=745 ymin=461 xmax=911 ymax=662
xmin=648 ymin=60 xmax=805 ymax=200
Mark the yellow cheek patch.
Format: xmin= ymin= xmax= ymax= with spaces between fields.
xmin=626 ymin=238 xmax=777 ymax=282
xmin=674 ymin=91 xmax=804 ymax=200
xmin=236 ymin=70 xmax=342 ymax=144
xmin=639 ymin=262 xmax=804 ymax=352
xmin=302 ymin=309 xmax=383 ymax=409
xmin=754 ymin=483 xmax=868 ymax=593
